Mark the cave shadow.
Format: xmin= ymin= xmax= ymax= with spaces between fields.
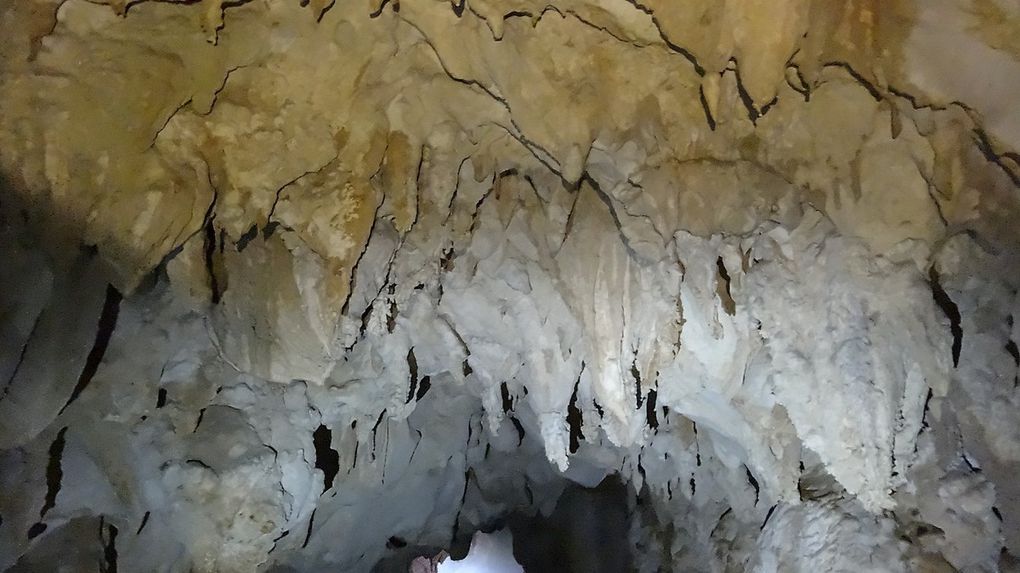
xmin=504 ymin=474 xmax=634 ymax=573
xmin=372 ymin=475 xmax=636 ymax=573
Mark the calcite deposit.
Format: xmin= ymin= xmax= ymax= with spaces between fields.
xmin=0 ymin=0 xmax=1018 ymax=571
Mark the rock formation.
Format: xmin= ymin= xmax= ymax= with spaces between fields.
xmin=0 ymin=0 xmax=1018 ymax=571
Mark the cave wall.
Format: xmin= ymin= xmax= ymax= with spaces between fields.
xmin=1 ymin=0 xmax=1019 ymax=571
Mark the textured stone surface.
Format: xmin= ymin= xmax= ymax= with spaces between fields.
xmin=0 ymin=0 xmax=1018 ymax=571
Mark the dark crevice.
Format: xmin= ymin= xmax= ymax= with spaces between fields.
xmin=301 ymin=509 xmax=316 ymax=549
xmin=415 ymin=376 xmax=431 ymax=402
xmin=408 ymin=430 xmax=424 ymax=465
xmin=136 ymin=511 xmax=150 ymax=535
xmin=796 ymin=463 xmax=811 ymax=502
xmin=194 ymin=407 xmax=207 ymax=432
xmin=1005 ymin=339 xmax=1019 ymax=370
xmin=40 ymin=426 xmax=68 ymax=519
xmin=386 ymin=536 xmax=407 ymax=549
xmin=500 ymin=381 xmax=514 ymax=413
xmin=462 ymin=359 xmax=473 ymax=377
xmin=312 ymin=424 xmax=339 ymax=493
xmin=60 ymin=285 xmax=122 ymax=415
xmin=510 ymin=416 xmax=525 ymax=447
xmin=314 ymin=0 xmax=337 ymax=20
xmin=885 ymin=85 xmax=963 ymax=113
xmin=618 ymin=0 xmax=704 ymax=75
xmin=369 ymin=0 xmax=393 ymax=17
xmin=468 ymin=173 xmax=498 ymax=234
xmin=760 ymin=504 xmax=777 ymax=530
xmin=823 ymin=62 xmax=883 ymax=101
xmin=235 ymin=224 xmax=258 ymax=252
xmin=501 ymin=9 xmax=533 ymax=21
xmin=442 ymin=158 xmax=469 ymax=226
xmin=745 ymin=465 xmax=760 ymax=505
xmin=27 ymin=522 xmax=46 ymax=540
xmin=729 ymin=62 xmax=760 ymax=124
xmin=339 ymin=205 xmax=380 ymax=319
xmin=359 ymin=303 xmax=374 ymax=335
xmin=716 ymin=257 xmax=736 ymax=316
xmin=101 ymin=522 xmax=118 ymax=573
xmin=689 ymin=476 xmax=695 ymax=496
xmin=348 ymin=302 xmax=373 ymax=352
xmin=929 ymin=268 xmax=962 ymax=367
xmin=185 ymin=459 xmax=214 ymax=471
xmin=203 ymin=217 xmax=222 ymax=304
xmin=561 ymin=184 xmax=583 ymax=248
xmin=920 ymin=388 xmax=934 ymax=432
xmin=262 ymin=221 xmax=280 ymax=240
xmin=386 ymin=298 xmax=398 ymax=333
xmin=584 ymin=173 xmax=645 ymax=260
xmin=889 ymin=103 xmax=903 ymax=139
xmin=693 ymin=421 xmax=702 ymax=466
xmin=451 ymin=469 xmax=473 ymax=543
xmin=664 ymin=41 xmax=705 ymax=76
xmin=156 ymin=388 xmax=167 ymax=409
xmin=973 ymin=128 xmax=1020 ymax=186
xmin=1 ymin=313 xmax=40 ymax=402
xmin=350 ymin=421 xmax=359 ymax=471
xmin=440 ymin=247 xmax=456 ymax=272
xmin=785 ymin=64 xmax=811 ymax=102
xmin=567 ymin=373 xmax=585 ymax=454
xmin=371 ymin=410 xmax=387 ymax=460
xmin=408 ymin=144 xmax=426 ymax=234
xmin=698 ymin=83 xmax=717 ymax=131
xmin=962 ymin=452 xmax=982 ymax=473
xmin=891 ymin=421 xmax=900 ymax=479
xmin=645 ymin=387 xmax=658 ymax=430
xmin=405 ymin=348 xmax=418 ymax=404
xmin=268 ymin=529 xmax=290 ymax=554
xmin=631 ymin=356 xmax=643 ymax=409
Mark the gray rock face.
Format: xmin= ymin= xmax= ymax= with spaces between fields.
xmin=0 ymin=1 xmax=1019 ymax=571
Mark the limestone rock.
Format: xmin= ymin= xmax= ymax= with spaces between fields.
xmin=0 ymin=0 xmax=1018 ymax=571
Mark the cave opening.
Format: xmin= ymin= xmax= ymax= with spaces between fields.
xmin=372 ymin=476 xmax=637 ymax=573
